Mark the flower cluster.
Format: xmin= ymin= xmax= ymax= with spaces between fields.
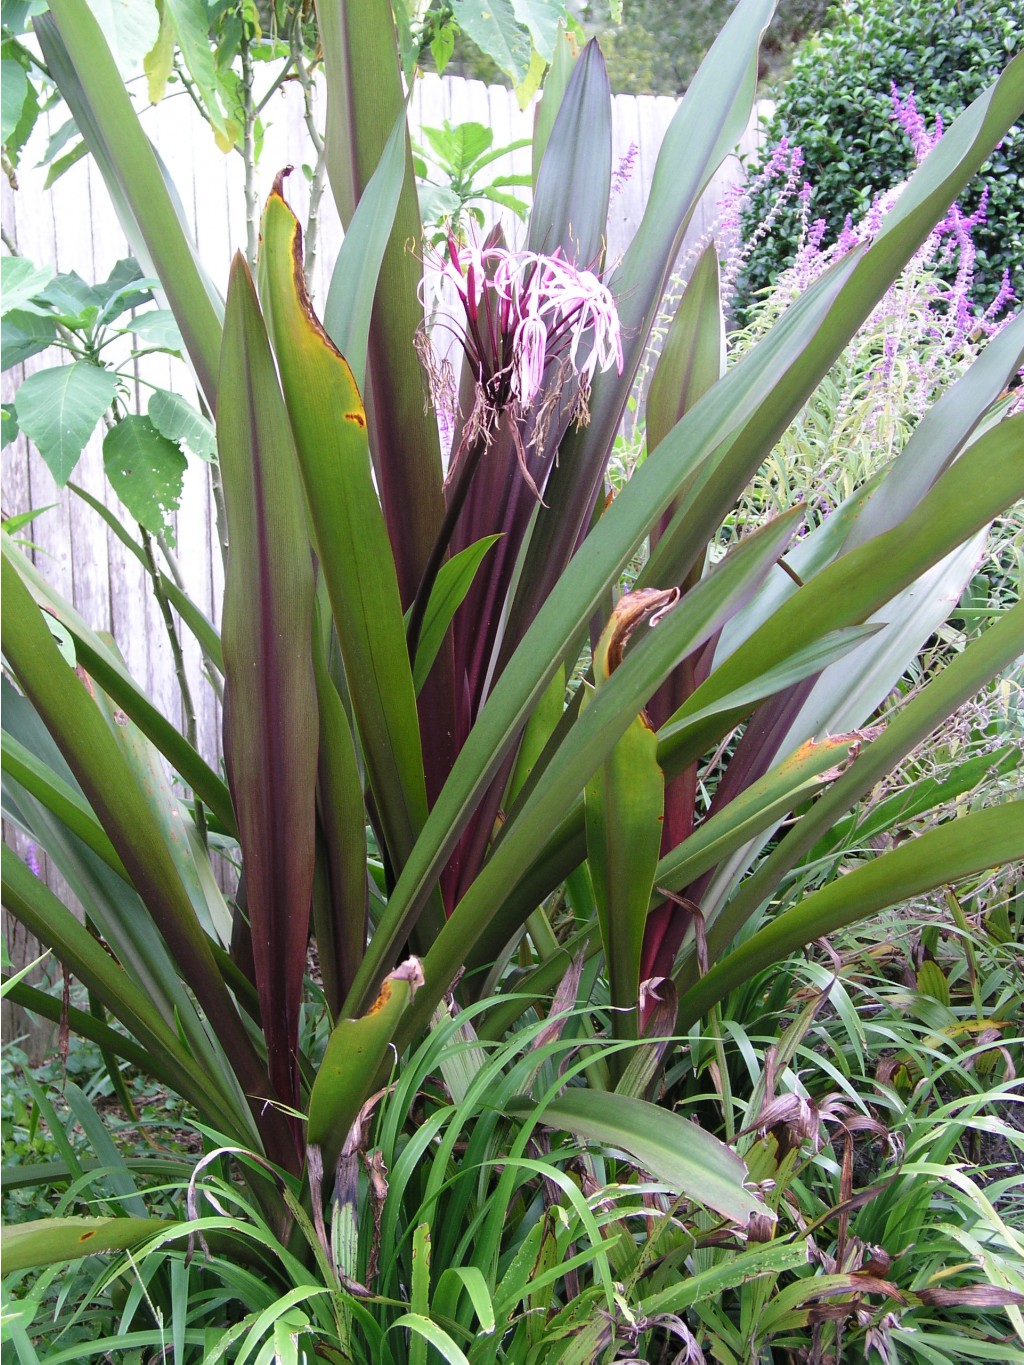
xmin=423 ymin=238 xmax=623 ymax=456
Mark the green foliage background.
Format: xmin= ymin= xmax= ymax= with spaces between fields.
xmin=586 ymin=0 xmax=832 ymax=94
xmin=735 ymin=0 xmax=1024 ymax=318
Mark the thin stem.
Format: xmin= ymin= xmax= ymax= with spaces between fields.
xmin=239 ymin=31 xmax=259 ymax=269
xmin=210 ymin=456 xmax=230 ymax=575
xmin=158 ymin=532 xmax=225 ymax=704
xmin=139 ymin=524 xmax=209 ymax=851
xmin=293 ymin=39 xmax=327 ymax=291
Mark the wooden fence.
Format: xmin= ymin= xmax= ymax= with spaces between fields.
xmin=1 ymin=73 xmax=769 ymax=1052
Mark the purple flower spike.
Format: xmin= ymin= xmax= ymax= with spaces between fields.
xmin=26 ymin=842 xmax=41 ymax=878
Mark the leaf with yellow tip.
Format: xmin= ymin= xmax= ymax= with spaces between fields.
xmin=258 ymin=183 xmax=430 ymax=887
xmin=307 ymin=958 xmax=425 ymax=1173
xmin=585 ymin=590 xmax=675 ymax=1045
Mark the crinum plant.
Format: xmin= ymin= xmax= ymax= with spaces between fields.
xmin=2 ymin=0 xmax=1023 ymax=1334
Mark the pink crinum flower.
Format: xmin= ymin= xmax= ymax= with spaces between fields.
xmin=432 ymin=236 xmax=623 ymax=419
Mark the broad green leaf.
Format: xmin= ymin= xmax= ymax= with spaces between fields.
xmin=422 ymin=120 xmax=492 ymax=172
xmin=37 ymin=1 xmax=224 ymax=405
xmin=0 ymin=42 xmax=38 ymax=163
xmin=36 ymin=269 xmax=103 ymax=323
xmin=129 ymin=308 xmax=184 ymax=351
xmin=1 ymin=404 xmax=19 ymax=448
xmin=15 ymin=362 xmax=117 ymax=485
xmin=219 ymin=254 xmax=319 ymax=1114
xmin=102 ymin=415 xmax=186 ymax=536
xmin=259 ymin=188 xmax=430 ymax=883
xmin=1 ymin=57 xmax=30 ymax=143
xmin=148 ymin=387 xmax=216 ymax=460
xmin=508 ymin=1088 xmax=767 ymax=1225
xmin=411 ymin=534 xmax=501 ymax=694
xmin=1 ymin=1216 xmax=173 ymax=1272
xmin=1 ymin=309 xmax=57 ymax=369
xmin=143 ymin=0 xmax=175 ymax=103
xmin=451 ymin=0 xmax=531 ymax=83
xmin=512 ymin=0 xmax=561 ymax=59
xmin=85 ymin=0 xmax=159 ymax=75
xmin=161 ymin=0 xmax=237 ymax=148
xmin=1 ymin=257 xmax=54 ymax=318
xmin=430 ymin=21 xmax=455 ymax=75
xmin=678 ymin=802 xmax=1024 ymax=1031
xmin=95 ymin=257 xmax=154 ymax=322
xmin=307 ymin=959 xmax=424 ymax=1173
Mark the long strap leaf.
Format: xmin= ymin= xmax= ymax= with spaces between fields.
xmin=1 ymin=554 xmax=288 ymax=1163
xmin=36 ymin=0 xmax=223 ymax=407
xmin=676 ymin=802 xmax=1024 ymax=1030
xmin=218 ymin=255 xmax=320 ymax=1117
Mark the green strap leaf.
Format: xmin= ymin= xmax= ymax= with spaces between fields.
xmin=312 ymin=593 xmax=368 ymax=1012
xmin=3 ymin=535 xmax=233 ymax=832
xmin=508 ymin=1088 xmax=767 ymax=1226
xmin=307 ymin=959 xmax=425 ymax=1174
xmin=1 ymin=845 xmax=234 ymax=1125
xmin=315 ymin=0 xmax=446 ymax=607
xmin=1 ymin=553 xmax=284 ymax=1160
xmin=1 ymin=731 xmax=128 ymax=880
xmin=258 ymin=189 xmax=430 ymax=883
xmin=1 ymin=1216 xmax=175 ymax=1273
xmin=218 ymin=255 xmax=320 ymax=1116
xmin=36 ymin=1 xmax=224 ymax=406
xmin=529 ymin=37 xmax=611 ymax=264
xmin=410 ymin=535 xmax=501 ymax=695
xmin=677 ymin=802 xmax=1024 ymax=1031
xmin=585 ymin=593 xmax=677 ymax=1043
xmin=323 ymin=105 xmax=410 ymax=390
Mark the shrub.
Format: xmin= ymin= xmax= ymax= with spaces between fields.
xmin=735 ymin=0 xmax=1024 ymax=318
